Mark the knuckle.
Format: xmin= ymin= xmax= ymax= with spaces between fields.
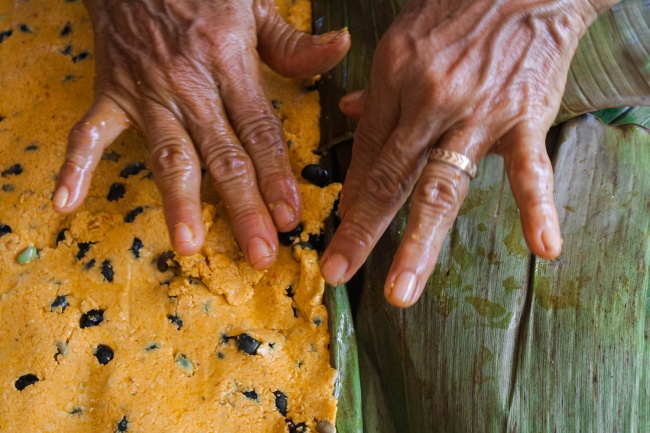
xmin=337 ymin=220 xmax=374 ymax=253
xmin=204 ymin=147 xmax=253 ymax=186
xmin=229 ymin=204 xmax=264 ymax=229
xmin=150 ymin=142 xmax=196 ymax=180
xmin=509 ymin=148 xmax=552 ymax=177
xmin=362 ymin=160 xmax=411 ymax=206
xmin=68 ymin=120 xmax=96 ymax=144
xmin=416 ymin=171 xmax=462 ymax=217
xmin=237 ymin=114 xmax=285 ymax=150
xmin=260 ymin=170 xmax=295 ymax=198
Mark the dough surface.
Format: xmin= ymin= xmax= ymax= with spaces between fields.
xmin=0 ymin=1 xmax=339 ymax=431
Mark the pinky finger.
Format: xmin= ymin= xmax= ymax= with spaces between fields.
xmin=54 ymin=95 xmax=128 ymax=213
xmin=500 ymin=124 xmax=561 ymax=260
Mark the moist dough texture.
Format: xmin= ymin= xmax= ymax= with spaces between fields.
xmin=0 ymin=1 xmax=339 ymax=432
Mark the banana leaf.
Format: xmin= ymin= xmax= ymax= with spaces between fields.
xmin=313 ymin=0 xmax=650 ymax=431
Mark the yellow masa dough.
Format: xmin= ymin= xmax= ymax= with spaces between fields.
xmin=0 ymin=1 xmax=340 ymax=432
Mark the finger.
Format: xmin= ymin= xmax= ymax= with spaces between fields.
xmin=142 ymin=102 xmax=205 ymax=256
xmin=500 ymin=123 xmax=561 ymax=259
xmin=383 ymin=157 xmax=472 ymax=308
xmin=255 ymin=0 xmax=350 ymax=78
xmin=54 ymin=95 xmax=128 ymax=213
xmin=339 ymin=89 xmax=367 ymax=120
xmin=182 ymin=91 xmax=278 ymax=270
xmin=337 ymin=83 xmax=400 ymax=221
xmin=321 ymin=124 xmax=432 ymax=286
xmin=219 ymin=55 xmax=301 ymax=233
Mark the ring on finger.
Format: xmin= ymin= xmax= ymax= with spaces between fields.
xmin=429 ymin=148 xmax=477 ymax=179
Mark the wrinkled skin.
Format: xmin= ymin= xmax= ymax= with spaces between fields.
xmin=320 ymin=0 xmax=620 ymax=307
xmin=53 ymin=0 xmax=350 ymax=269
xmin=54 ymin=0 xmax=620 ymax=308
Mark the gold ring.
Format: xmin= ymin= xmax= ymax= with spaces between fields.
xmin=429 ymin=148 xmax=478 ymax=179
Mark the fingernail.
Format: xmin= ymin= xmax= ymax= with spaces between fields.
xmin=271 ymin=203 xmax=296 ymax=229
xmin=315 ymin=28 xmax=347 ymax=45
xmin=321 ymin=253 xmax=348 ymax=285
xmin=248 ymin=237 xmax=273 ymax=265
xmin=52 ymin=186 xmax=69 ymax=209
xmin=390 ymin=272 xmax=418 ymax=306
xmin=174 ymin=223 xmax=195 ymax=245
xmin=541 ymin=227 xmax=562 ymax=258
xmin=340 ymin=91 xmax=364 ymax=106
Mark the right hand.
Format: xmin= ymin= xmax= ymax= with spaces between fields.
xmin=53 ymin=0 xmax=350 ymax=269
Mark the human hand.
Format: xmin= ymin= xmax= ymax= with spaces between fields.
xmin=52 ymin=0 xmax=349 ymax=269
xmin=320 ymin=0 xmax=618 ymax=307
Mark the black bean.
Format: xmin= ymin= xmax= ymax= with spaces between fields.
xmin=313 ymin=317 xmax=322 ymax=326
xmin=124 ymin=206 xmax=144 ymax=223
xmin=2 ymin=163 xmax=23 ymax=177
xmin=101 ymin=260 xmax=114 ymax=282
xmin=0 ymin=224 xmax=12 ymax=237
xmin=18 ymin=23 xmax=32 ymax=34
xmin=56 ymin=229 xmax=68 ymax=245
xmin=80 ymin=309 xmax=104 ymax=328
xmin=2 ymin=184 xmax=14 ymax=192
xmin=287 ymin=421 xmax=308 ymax=433
xmin=130 ymin=237 xmax=143 ymax=258
xmin=60 ymin=22 xmax=72 ymax=37
xmin=278 ymin=223 xmax=303 ymax=246
xmin=308 ymin=232 xmax=324 ymax=251
xmin=120 ymin=162 xmax=145 ymax=178
xmin=116 ymin=416 xmax=128 ymax=432
xmin=94 ymin=344 xmax=114 ymax=365
xmin=60 ymin=44 xmax=72 ymax=56
xmin=83 ymin=258 xmax=96 ymax=270
xmin=15 ymin=374 xmax=38 ymax=390
xmin=76 ymin=242 xmax=92 ymax=260
xmin=274 ymin=391 xmax=288 ymax=416
xmin=301 ymin=164 xmax=330 ymax=187
xmin=102 ymin=151 xmax=121 ymax=162
xmin=24 ymin=144 xmax=39 ymax=151
xmin=0 ymin=29 xmax=12 ymax=44
xmin=50 ymin=295 xmax=69 ymax=312
xmin=107 ymin=183 xmax=126 ymax=202
xmin=62 ymin=74 xmax=77 ymax=82
xmin=72 ymin=51 xmax=89 ymax=63
xmin=236 ymin=333 xmax=261 ymax=355
xmin=167 ymin=314 xmax=183 ymax=330
xmin=157 ymin=251 xmax=175 ymax=272
xmin=285 ymin=285 xmax=295 ymax=298
xmin=242 ymin=390 xmax=258 ymax=400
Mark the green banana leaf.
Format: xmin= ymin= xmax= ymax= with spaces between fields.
xmin=313 ymin=0 xmax=650 ymax=432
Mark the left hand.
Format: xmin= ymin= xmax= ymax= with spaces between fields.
xmin=320 ymin=0 xmax=613 ymax=307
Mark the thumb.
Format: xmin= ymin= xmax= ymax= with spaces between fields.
xmin=255 ymin=2 xmax=350 ymax=79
